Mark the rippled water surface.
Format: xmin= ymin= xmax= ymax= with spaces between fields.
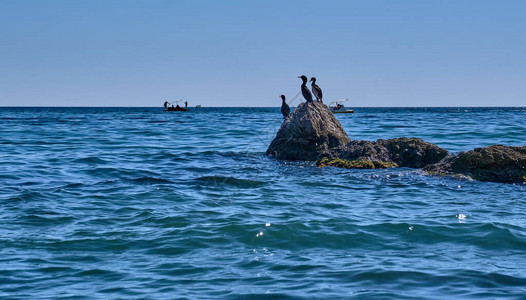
xmin=1 ymin=107 xmax=526 ymax=299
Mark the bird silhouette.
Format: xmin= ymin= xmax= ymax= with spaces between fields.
xmin=310 ymin=77 xmax=323 ymax=103
xmin=298 ymin=75 xmax=313 ymax=103
xmin=280 ymin=95 xmax=290 ymax=118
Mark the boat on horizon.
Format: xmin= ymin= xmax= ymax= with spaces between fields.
xmin=163 ymin=106 xmax=188 ymax=112
xmin=163 ymin=99 xmax=189 ymax=111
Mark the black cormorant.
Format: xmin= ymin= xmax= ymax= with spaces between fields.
xmin=280 ymin=95 xmax=290 ymax=118
xmin=310 ymin=77 xmax=323 ymax=103
xmin=298 ymin=75 xmax=313 ymax=103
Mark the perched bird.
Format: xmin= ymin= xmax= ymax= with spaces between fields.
xmin=280 ymin=95 xmax=290 ymax=118
xmin=298 ymin=75 xmax=313 ymax=103
xmin=310 ymin=77 xmax=323 ymax=103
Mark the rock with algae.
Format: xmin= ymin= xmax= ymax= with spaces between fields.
xmin=267 ymin=102 xmax=448 ymax=167
xmin=266 ymin=101 xmax=525 ymax=183
xmin=334 ymin=138 xmax=450 ymax=168
xmin=316 ymin=157 xmax=398 ymax=169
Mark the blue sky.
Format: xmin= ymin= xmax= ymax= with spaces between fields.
xmin=1 ymin=0 xmax=525 ymax=107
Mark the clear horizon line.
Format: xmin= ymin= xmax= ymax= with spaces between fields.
xmin=2 ymin=105 xmax=526 ymax=108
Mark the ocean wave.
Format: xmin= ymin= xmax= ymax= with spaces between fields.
xmin=194 ymin=176 xmax=267 ymax=188
xmin=2 ymin=107 xmax=526 ymax=299
xmin=72 ymin=156 xmax=110 ymax=164
xmin=129 ymin=176 xmax=173 ymax=184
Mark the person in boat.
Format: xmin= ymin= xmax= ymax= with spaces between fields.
xmin=176 ymin=104 xmax=181 ymax=109
xmin=164 ymin=101 xmax=169 ymax=108
xmin=336 ymin=103 xmax=341 ymax=110
xmin=185 ymin=101 xmax=188 ymax=108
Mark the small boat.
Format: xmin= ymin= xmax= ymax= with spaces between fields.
xmin=196 ymin=105 xmax=202 ymax=108
xmin=163 ymin=106 xmax=188 ymax=112
xmin=329 ymin=99 xmax=354 ymax=114
xmin=162 ymin=99 xmax=188 ymax=111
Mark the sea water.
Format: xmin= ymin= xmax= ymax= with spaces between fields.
xmin=1 ymin=107 xmax=525 ymax=299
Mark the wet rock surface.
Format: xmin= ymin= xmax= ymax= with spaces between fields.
xmin=424 ymin=145 xmax=526 ymax=183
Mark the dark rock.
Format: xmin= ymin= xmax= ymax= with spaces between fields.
xmin=266 ymin=101 xmax=350 ymax=160
xmin=266 ymin=102 xmax=448 ymax=167
xmin=322 ymin=138 xmax=449 ymax=168
xmin=266 ymin=101 xmax=525 ymax=183
xmin=424 ymin=145 xmax=526 ymax=183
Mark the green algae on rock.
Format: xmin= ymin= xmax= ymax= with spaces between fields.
xmin=316 ymin=157 xmax=398 ymax=169
xmin=333 ymin=137 xmax=449 ymax=168
xmin=266 ymin=101 xmax=524 ymax=184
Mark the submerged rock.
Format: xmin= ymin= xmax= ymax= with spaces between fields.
xmin=424 ymin=145 xmax=526 ymax=183
xmin=266 ymin=101 xmax=350 ymax=160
